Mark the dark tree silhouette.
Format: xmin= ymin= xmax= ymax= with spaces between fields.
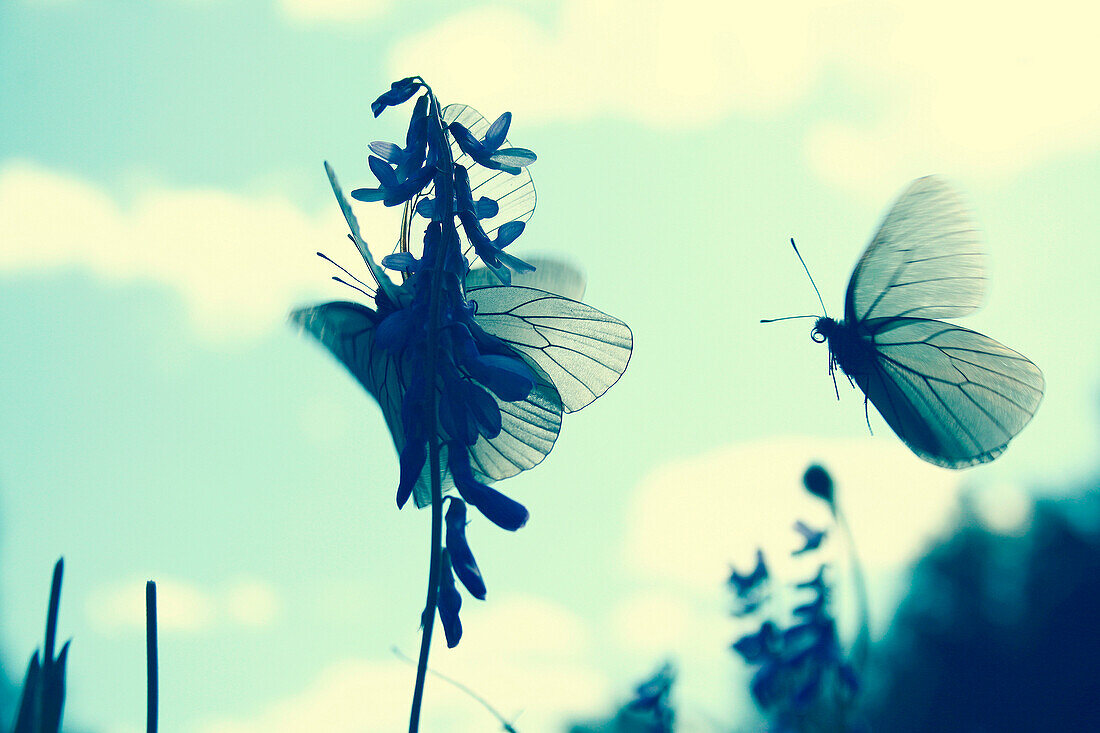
xmin=864 ymin=473 xmax=1100 ymax=732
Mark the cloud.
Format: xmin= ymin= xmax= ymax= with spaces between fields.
xmin=622 ymin=436 xmax=964 ymax=593
xmin=196 ymin=659 xmax=418 ymax=733
xmin=197 ymin=594 xmax=609 ymax=733
xmin=224 ymin=579 xmax=280 ymax=627
xmin=608 ymin=592 xmax=711 ymax=658
xmin=277 ymin=0 xmax=392 ymax=23
xmin=87 ymin=577 xmax=280 ymax=633
xmin=0 ymin=160 xmax=402 ymax=342
xmin=804 ymin=1 xmax=1100 ymax=192
xmin=389 ymin=1 xmax=817 ymax=127
xmin=390 ymin=1 xmax=1099 ymax=191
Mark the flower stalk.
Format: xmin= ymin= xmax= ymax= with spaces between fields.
xmin=409 ymin=83 xmax=456 ymax=733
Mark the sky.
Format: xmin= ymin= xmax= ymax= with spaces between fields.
xmin=1 ymin=0 xmax=1098 ymax=731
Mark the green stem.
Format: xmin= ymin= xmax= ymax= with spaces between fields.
xmin=408 ymin=439 xmax=443 ymax=733
xmin=408 ymin=80 xmax=455 ymax=733
xmin=146 ymin=581 xmax=159 ymax=733
xmin=836 ymin=505 xmax=870 ymax=672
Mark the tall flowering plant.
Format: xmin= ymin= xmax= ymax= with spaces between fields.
xmin=293 ymin=77 xmax=632 ymax=730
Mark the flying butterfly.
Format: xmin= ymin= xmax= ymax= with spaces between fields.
xmin=769 ymin=176 xmax=1044 ymax=468
xmin=293 ymin=108 xmax=632 ymax=504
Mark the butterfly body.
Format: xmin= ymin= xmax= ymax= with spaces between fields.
xmin=805 ymin=177 xmax=1044 ymax=469
xmin=813 ymin=316 xmax=870 ymax=381
xmin=295 ymin=258 xmax=631 ymax=503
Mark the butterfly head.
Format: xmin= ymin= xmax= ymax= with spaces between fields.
xmin=811 ymin=316 xmax=838 ymax=344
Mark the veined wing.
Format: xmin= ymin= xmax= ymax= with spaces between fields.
xmin=852 ymin=317 xmax=1044 ymax=468
xmin=468 ymin=286 xmax=633 ymax=413
xmin=292 ymin=302 xmax=563 ymax=507
xmin=465 ymin=256 xmax=586 ymax=301
xmin=846 ymin=177 xmax=986 ymax=323
xmin=291 ymin=301 xmax=405 ymax=454
xmin=464 ymin=359 xmax=562 ymax=490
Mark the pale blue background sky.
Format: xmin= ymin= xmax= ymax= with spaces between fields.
xmin=1 ymin=1 xmax=1098 ymax=731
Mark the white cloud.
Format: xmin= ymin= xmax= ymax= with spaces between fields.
xmin=87 ymin=576 xmax=280 ymax=633
xmin=454 ymin=593 xmax=591 ymax=657
xmin=196 ymin=659 xmax=418 ymax=733
xmin=805 ymin=1 xmax=1100 ymax=192
xmin=390 ymin=1 xmax=1100 ymax=191
xmin=608 ymin=592 xmax=702 ymax=657
xmin=88 ymin=577 xmax=215 ymax=633
xmin=622 ymin=436 xmax=964 ymax=593
xmin=197 ymin=594 xmax=609 ymax=733
xmin=277 ymin=0 xmax=391 ymax=23
xmin=426 ymin=594 xmax=610 ymax=725
xmin=389 ymin=2 xmax=819 ymax=127
xmin=224 ymin=579 xmax=280 ymax=627
xmin=0 ymin=160 xmax=402 ymax=342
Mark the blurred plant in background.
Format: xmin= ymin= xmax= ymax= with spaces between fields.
xmin=12 ymin=560 xmax=67 ymax=733
xmin=7 ymin=561 xmax=158 ymax=733
xmin=729 ymin=464 xmax=866 ymax=733
xmin=568 ymin=663 xmax=676 ymax=733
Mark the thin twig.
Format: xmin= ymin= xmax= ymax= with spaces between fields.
xmin=393 ymin=647 xmax=519 ymax=732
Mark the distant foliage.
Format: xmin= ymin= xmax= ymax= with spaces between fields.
xmin=568 ymin=663 xmax=676 ymax=733
xmin=864 ymin=474 xmax=1100 ymax=732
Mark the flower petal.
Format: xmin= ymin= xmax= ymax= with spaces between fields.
xmin=483 ymin=112 xmax=511 ymax=152
xmin=445 ymin=498 xmax=487 ymax=600
xmin=448 ymin=444 xmax=528 ymax=530
xmin=438 ymin=550 xmax=463 ymax=648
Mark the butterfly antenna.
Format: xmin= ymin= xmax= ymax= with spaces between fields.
xmin=790 ymin=238 xmax=828 ymax=318
xmin=317 ymin=252 xmax=376 ymax=297
xmin=760 ymin=314 xmax=819 ymax=324
xmin=332 ymin=277 xmax=372 ymax=298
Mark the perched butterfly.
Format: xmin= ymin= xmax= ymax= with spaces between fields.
xmin=293 ymin=116 xmax=632 ymax=505
xmin=777 ymin=176 xmax=1044 ymax=468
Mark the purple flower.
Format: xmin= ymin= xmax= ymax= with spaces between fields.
xmin=449 ymin=112 xmax=536 ymax=174
xmin=793 ymin=520 xmax=827 ymax=555
xmin=370 ymin=77 xmax=422 ymax=117
xmin=445 ymin=498 xmax=486 ymax=599
xmin=438 ymin=549 xmax=463 ymax=648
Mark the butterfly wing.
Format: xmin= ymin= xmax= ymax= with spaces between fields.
xmin=292 ymin=302 xmax=563 ymax=507
xmin=465 ymin=256 xmax=587 ymax=301
xmin=848 ymin=317 xmax=1044 ymax=468
xmin=845 ymin=176 xmax=986 ymax=323
xmin=463 ymin=362 xmax=562 ymax=489
xmin=467 ymin=286 xmax=633 ymax=413
xmin=291 ymin=301 xmax=406 ymax=453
